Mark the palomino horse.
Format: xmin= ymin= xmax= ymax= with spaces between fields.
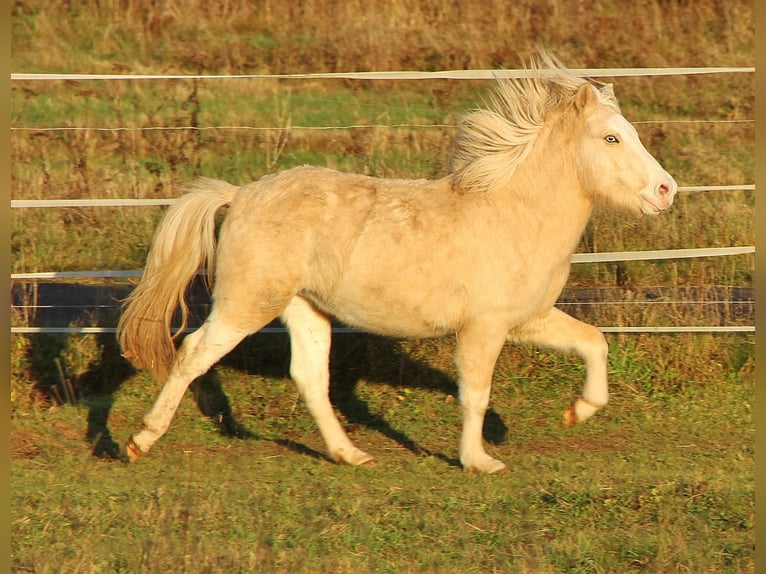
xmin=118 ymin=52 xmax=676 ymax=473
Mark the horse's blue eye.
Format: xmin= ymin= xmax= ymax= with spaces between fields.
xmin=604 ymin=135 xmax=619 ymax=144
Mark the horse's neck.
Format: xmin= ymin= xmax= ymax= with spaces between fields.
xmin=502 ymin=122 xmax=593 ymax=257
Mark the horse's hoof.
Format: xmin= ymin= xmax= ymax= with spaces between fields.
xmin=562 ymin=404 xmax=577 ymax=428
xmin=125 ymin=437 xmax=143 ymax=463
xmin=462 ymin=456 xmax=507 ymax=474
xmin=332 ymin=447 xmax=376 ymax=468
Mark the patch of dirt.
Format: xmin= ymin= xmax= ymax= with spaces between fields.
xmin=514 ymin=430 xmax=630 ymax=455
xmin=11 ymin=417 xmax=88 ymax=460
xmin=11 ymin=428 xmax=45 ymax=460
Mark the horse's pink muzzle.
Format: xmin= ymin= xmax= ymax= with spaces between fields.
xmin=639 ymin=177 xmax=677 ymax=215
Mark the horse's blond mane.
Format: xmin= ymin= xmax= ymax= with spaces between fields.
xmin=449 ymin=51 xmax=620 ymax=194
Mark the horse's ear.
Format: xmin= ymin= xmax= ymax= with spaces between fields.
xmin=574 ymin=83 xmax=600 ymax=113
xmin=600 ymin=83 xmax=615 ymax=99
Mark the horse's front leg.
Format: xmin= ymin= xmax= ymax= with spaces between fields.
xmin=455 ymin=321 xmax=510 ymax=473
xmin=510 ymin=307 xmax=609 ymax=427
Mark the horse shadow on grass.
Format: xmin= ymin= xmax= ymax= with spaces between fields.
xmin=12 ymin=281 xmax=249 ymax=459
xmin=13 ymin=281 xmax=508 ymax=467
xmin=217 ymin=330 xmax=508 ymax=468
xmin=197 ymin=330 xmax=510 ymax=468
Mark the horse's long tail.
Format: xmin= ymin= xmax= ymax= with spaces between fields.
xmin=117 ymin=178 xmax=239 ymax=380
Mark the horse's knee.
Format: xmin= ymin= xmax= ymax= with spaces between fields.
xmin=458 ymin=380 xmax=492 ymax=410
xmin=584 ymin=329 xmax=609 ymax=363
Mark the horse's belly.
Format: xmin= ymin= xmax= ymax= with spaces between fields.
xmin=300 ymin=285 xmax=464 ymax=339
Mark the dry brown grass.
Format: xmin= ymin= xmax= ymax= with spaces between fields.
xmin=12 ymin=0 xmax=754 ymax=74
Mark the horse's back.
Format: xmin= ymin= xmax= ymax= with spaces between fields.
xmin=224 ymin=165 xmax=458 ymax=261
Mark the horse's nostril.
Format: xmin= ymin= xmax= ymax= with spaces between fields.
xmin=658 ymin=183 xmax=670 ymax=197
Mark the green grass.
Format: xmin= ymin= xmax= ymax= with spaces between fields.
xmin=11 ymin=333 xmax=754 ymax=573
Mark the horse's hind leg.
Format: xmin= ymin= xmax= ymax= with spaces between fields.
xmin=281 ymin=296 xmax=375 ymax=467
xmin=126 ymin=309 xmax=255 ymax=461
xmin=510 ymin=307 xmax=609 ymax=427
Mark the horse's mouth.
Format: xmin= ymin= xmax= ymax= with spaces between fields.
xmin=639 ymin=198 xmax=663 ymax=215
xmin=638 ymin=192 xmax=672 ymax=215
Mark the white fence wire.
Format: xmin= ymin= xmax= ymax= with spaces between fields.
xmin=11 ymin=66 xmax=755 ymax=335
xmin=8 ymin=185 xmax=756 ymax=209
xmin=10 ymin=66 xmax=754 ymax=82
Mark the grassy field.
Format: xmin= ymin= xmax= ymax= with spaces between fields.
xmin=10 ymin=0 xmax=754 ymax=572
xmin=11 ymin=332 xmax=754 ymax=573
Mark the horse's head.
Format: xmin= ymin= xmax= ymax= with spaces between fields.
xmin=572 ymin=82 xmax=677 ymax=215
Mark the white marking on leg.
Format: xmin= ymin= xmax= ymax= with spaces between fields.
xmin=578 ymin=335 xmax=609 ymax=419
xmin=282 ymin=297 xmax=374 ymax=466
